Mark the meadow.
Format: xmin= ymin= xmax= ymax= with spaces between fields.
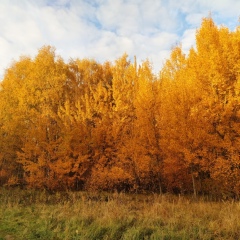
xmin=0 ymin=188 xmax=240 ymax=240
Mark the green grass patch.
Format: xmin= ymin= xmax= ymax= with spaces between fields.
xmin=0 ymin=189 xmax=240 ymax=239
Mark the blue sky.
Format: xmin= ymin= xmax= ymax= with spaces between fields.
xmin=0 ymin=0 xmax=239 ymax=77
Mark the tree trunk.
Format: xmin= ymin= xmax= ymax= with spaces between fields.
xmin=191 ymin=168 xmax=197 ymax=198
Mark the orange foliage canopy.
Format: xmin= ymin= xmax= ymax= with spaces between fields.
xmin=0 ymin=18 xmax=240 ymax=198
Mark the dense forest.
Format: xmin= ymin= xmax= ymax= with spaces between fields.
xmin=0 ymin=17 xmax=240 ymax=198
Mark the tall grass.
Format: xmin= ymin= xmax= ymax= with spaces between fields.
xmin=0 ymin=188 xmax=240 ymax=239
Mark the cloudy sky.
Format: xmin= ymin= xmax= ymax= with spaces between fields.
xmin=0 ymin=0 xmax=239 ymax=77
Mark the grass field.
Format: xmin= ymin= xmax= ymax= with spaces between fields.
xmin=0 ymin=189 xmax=240 ymax=240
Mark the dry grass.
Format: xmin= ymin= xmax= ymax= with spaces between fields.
xmin=0 ymin=189 xmax=240 ymax=239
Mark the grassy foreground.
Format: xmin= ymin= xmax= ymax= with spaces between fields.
xmin=0 ymin=189 xmax=240 ymax=240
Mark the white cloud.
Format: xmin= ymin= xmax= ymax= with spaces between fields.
xmin=0 ymin=0 xmax=239 ymax=78
xmin=185 ymin=13 xmax=205 ymax=26
xmin=181 ymin=29 xmax=196 ymax=52
xmin=195 ymin=0 xmax=240 ymax=16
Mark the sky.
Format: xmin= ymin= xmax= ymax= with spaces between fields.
xmin=0 ymin=0 xmax=239 ymax=78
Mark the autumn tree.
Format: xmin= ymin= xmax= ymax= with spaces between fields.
xmin=160 ymin=17 xmax=240 ymax=198
xmin=193 ymin=18 xmax=240 ymax=197
xmin=160 ymin=46 xmax=201 ymax=195
xmin=0 ymin=56 xmax=33 ymax=186
xmin=58 ymin=58 xmax=116 ymax=190
xmin=16 ymin=46 xmax=68 ymax=189
xmin=87 ymin=54 xmax=137 ymax=191
xmin=125 ymin=60 xmax=163 ymax=192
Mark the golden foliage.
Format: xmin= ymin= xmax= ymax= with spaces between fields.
xmin=0 ymin=18 xmax=240 ymax=197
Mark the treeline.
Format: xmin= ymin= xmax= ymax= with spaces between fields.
xmin=0 ymin=18 xmax=240 ymax=198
